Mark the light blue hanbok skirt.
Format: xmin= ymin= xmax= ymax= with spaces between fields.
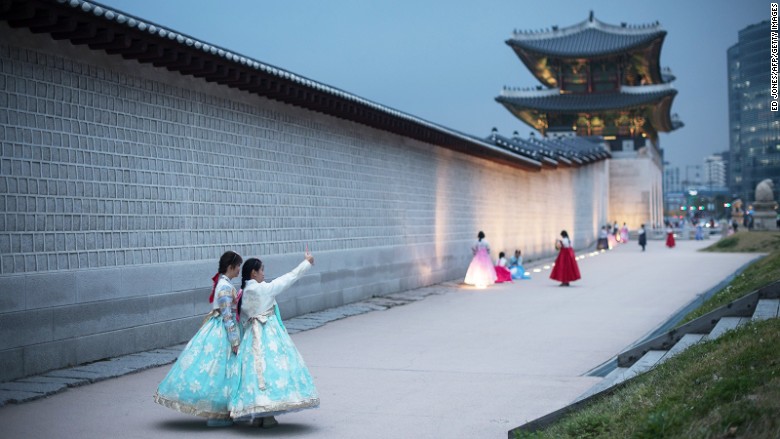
xmin=510 ymin=264 xmax=531 ymax=280
xmin=229 ymin=312 xmax=319 ymax=420
xmin=153 ymin=314 xmax=240 ymax=419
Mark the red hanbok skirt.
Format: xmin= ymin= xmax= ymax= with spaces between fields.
xmin=666 ymin=232 xmax=676 ymax=248
xmin=549 ymin=248 xmax=581 ymax=283
xmin=495 ymin=265 xmax=513 ymax=283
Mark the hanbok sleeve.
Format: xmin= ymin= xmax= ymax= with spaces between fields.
xmin=215 ymin=285 xmax=240 ymax=348
xmin=266 ymin=260 xmax=312 ymax=299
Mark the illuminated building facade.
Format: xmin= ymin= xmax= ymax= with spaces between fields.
xmin=496 ymin=12 xmax=683 ymax=228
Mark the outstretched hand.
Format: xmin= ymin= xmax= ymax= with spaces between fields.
xmin=304 ymin=250 xmax=314 ymax=265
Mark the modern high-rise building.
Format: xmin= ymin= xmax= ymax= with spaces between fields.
xmin=663 ymin=164 xmax=682 ymax=193
xmin=727 ymin=21 xmax=780 ymax=202
xmin=703 ymin=153 xmax=727 ymax=190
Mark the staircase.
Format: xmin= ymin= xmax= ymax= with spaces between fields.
xmin=576 ymin=280 xmax=780 ymax=401
xmin=508 ymin=280 xmax=780 ymax=437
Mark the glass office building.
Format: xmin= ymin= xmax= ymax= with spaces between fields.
xmin=727 ymin=20 xmax=780 ymax=203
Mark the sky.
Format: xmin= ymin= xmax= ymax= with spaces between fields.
xmin=96 ymin=0 xmax=768 ymax=170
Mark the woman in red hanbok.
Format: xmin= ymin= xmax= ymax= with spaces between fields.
xmin=665 ymin=225 xmax=676 ymax=248
xmin=550 ymin=230 xmax=580 ymax=287
xmin=494 ymin=252 xmax=513 ymax=283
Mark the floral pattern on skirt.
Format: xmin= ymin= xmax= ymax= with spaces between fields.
xmin=229 ymin=314 xmax=319 ymax=420
xmin=153 ymin=315 xmax=240 ymax=419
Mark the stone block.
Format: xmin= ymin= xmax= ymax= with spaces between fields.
xmin=75 ymin=267 xmax=122 ymax=303
xmin=74 ymin=328 xmax=138 ymax=365
xmin=0 ymin=308 xmax=53 ymax=350
xmin=23 ymin=271 xmax=77 ymax=309
xmin=22 ymin=338 xmax=79 ymax=379
xmin=0 ymin=348 xmax=24 ymax=382
xmin=0 ymin=381 xmax=66 ymax=395
xmin=0 ymin=389 xmax=43 ymax=406
xmin=119 ymin=263 xmax=173 ymax=298
xmin=168 ymin=260 xmax=212 ymax=292
xmin=133 ymin=316 xmax=201 ymax=352
xmin=17 ymin=375 xmax=89 ymax=388
xmin=147 ymin=290 xmax=198 ymax=323
xmin=0 ymin=275 xmax=26 ymax=312
xmin=52 ymin=296 xmax=150 ymax=340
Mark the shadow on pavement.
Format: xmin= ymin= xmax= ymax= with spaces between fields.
xmin=155 ymin=419 xmax=319 ymax=435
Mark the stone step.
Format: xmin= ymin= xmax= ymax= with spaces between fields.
xmin=623 ymin=350 xmax=667 ymax=378
xmin=705 ymin=316 xmax=749 ymax=340
xmin=576 ymin=292 xmax=780 ymax=408
xmin=659 ymin=333 xmax=706 ymax=363
xmin=575 ymin=366 xmax=632 ymax=402
xmin=752 ymin=299 xmax=780 ymax=321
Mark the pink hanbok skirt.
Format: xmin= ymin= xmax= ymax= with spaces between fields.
xmin=464 ymin=248 xmax=497 ymax=287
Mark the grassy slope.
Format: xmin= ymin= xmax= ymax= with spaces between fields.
xmin=513 ymin=232 xmax=780 ymax=439
xmin=681 ymin=231 xmax=780 ymax=324
xmin=514 ymin=319 xmax=780 ymax=439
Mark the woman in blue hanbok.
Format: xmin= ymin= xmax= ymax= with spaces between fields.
xmin=154 ymin=251 xmax=243 ymax=427
xmin=230 ymin=252 xmax=319 ymax=427
xmin=508 ymin=249 xmax=531 ymax=280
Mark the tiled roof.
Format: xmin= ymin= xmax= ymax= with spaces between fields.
xmin=508 ymin=15 xmax=665 ymax=58
xmin=484 ymin=132 xmax=610 ymax=168
xmin=1 ymin=0 xmax=545 ymax=172
xmin=496 ymin=85 xmax=677 ymax=113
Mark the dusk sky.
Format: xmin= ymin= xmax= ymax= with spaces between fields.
xmin=97 ymin=0 xmax=768 ymax=170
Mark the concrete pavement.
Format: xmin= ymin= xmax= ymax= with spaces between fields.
xmin=0 ymin=239 xmax=762 ymax=438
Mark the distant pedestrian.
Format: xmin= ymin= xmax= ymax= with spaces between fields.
xmin=596 ymin=226 xmax=609 ymax=250
xmin=154 ymin=251 xmax=243 ymax=427
xmin=665 ymin=224 xmax=676 ymax=248
xmin=464 ymin=231 xmax=497 ymax=288
xmin=550 ymin=230 xmax=581 ymax=287
xmin=620 ymin=223 xmax=629 ymax=243
xmin=230 ymin=251 xmax=319 ymax=427
xmin=638 ymin=224 xmax=647 ymax=251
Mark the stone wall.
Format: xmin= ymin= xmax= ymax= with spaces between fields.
xmin=608 ymin=146 xmax=664 ymax=231
xmin=0 ymin=24 xmax=609 ymax=381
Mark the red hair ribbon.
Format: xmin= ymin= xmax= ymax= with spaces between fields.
xmin=209 ymin=272 xmax=219 ymax=303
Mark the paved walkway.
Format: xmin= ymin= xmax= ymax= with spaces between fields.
xmin=0 ymin=239 xmax=762 ymax=438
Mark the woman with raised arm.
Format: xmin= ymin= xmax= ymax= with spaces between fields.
xmin=154 ymin=250 xmax=243 ymax=427
xmin=230 ymin=251 xmax=319 ymax=428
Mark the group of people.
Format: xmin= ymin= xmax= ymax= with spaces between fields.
xmin=596 ymin=222 xmax=631 ymax=250
xmin=463 ymin=232 xmax=532 ymax=287
xmin=154 ymin=250 xmax=319 ymax=428
xmin=464 ymin=230 xmax=580 ymax=288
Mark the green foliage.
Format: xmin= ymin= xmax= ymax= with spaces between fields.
xmin=680 ymin=250 xmax=780 ymax=324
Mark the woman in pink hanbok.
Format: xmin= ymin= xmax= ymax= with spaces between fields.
xmin=620 ymin=223 xmax=629 ymax=243
xmin=464 ymin=231 xmax=497 ymax=287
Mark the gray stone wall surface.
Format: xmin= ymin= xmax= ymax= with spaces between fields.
xmin=0 ymin=24 xmax=608 ymax=381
